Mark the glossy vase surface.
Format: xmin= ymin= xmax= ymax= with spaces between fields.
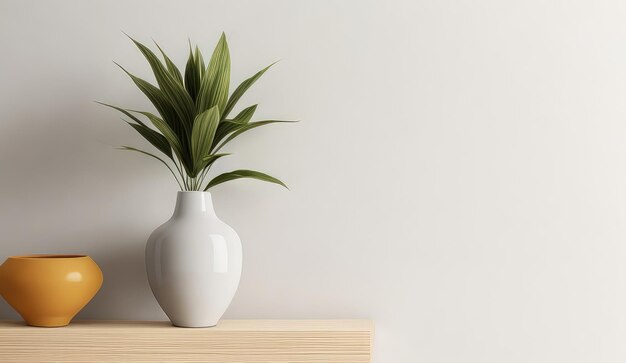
xmin=0 ymin=255 xmax=103 ymax=327
xmin=146 ymin=191 xmax=242 ymax=327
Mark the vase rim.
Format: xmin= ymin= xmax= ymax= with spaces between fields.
xmin=8 ymin=254 xmax=89 ymax=260
xmin=177 ymin=191 xmax=212 ymax=194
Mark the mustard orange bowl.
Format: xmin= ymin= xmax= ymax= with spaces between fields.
xmin=0 ymin=254 xmax=103 ymax=327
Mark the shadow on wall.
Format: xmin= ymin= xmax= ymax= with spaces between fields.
xmin=0 ymin=95 xmax=167 ymax=320
xmin=77 ymin=241 xmax=164 ymax=321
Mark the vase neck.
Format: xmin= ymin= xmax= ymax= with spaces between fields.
xmin=172 ymin=192 xmax=216 ymax=218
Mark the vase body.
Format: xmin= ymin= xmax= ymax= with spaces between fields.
xmin=0 ymin=255 xmax=103 ymax=327
xmin=146 ymin=192 xmax=242 ymax=327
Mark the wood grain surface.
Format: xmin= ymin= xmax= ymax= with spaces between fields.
xmin=0 ymin=320 xmax=373 ymax=362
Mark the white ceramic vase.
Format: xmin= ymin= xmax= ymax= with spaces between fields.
xmin=146 ymin=191 xmax=242 ymax=327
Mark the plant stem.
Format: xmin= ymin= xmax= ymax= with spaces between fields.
xmin=172 ymin=157 xmax=188 ymax=191
xmin=197 ymin=167 xmax=211 ymax=191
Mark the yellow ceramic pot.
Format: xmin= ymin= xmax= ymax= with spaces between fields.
xmin=0 ymin=255 xmax=103 ymax=327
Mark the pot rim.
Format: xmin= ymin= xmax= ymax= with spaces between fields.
xmin=8 ymin=254 xmax=89 ymax=260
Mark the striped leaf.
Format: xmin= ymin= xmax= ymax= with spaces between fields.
xmin=222 ymin=62 xmax=276 ymax=120
xmin=204 ymin=169 xmax=287 ymax=190
xmin=154 ymin=41 xmax=183 ymax=85
xmin=195 ymin=46 xmax=205 ymax=78
xmin=126 ymin=122 xmax=172 ymax=158
xmin=184 ymin=47 xmax=201 ymax=101
xmin=131 ymin=111 xmax=185 ymax=165
xmin=229 ymin=104 xmax=257 ymax=124
xmin=212 ymin=105 xmax=257 ymax=150
xmin=214 ymin=120 xmax=297 ymax=152
xmin=190 ymin=106 xmax=220 ymax=176
xmin=127 ymin=36 xmax=195 ymax=136
xmin=202 ymin=153 xmax=230 ymax=168
xmin=196 ymin=33 xmax=230 ymax=115
xmin=97 ymin=102 xmax=146 ymax=127
xmin=113 ymin=63 xmax=182 ymax=135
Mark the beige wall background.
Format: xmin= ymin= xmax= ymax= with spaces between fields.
xmin=2 ymin=0 xmax=626 ymax=361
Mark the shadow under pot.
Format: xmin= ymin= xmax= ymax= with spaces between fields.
xmin=0 ymin=254 xmax=103 ymax=327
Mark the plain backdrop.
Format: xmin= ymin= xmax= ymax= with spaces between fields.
xmin=2 ymin=0 xmax=626 ymax=362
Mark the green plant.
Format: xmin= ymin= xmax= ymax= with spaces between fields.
xmin=99 ymin=33 xmax=294 ymax=191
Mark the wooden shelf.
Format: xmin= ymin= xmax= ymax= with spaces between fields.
xmin=0 ymin=320 xmax=373 ymax=362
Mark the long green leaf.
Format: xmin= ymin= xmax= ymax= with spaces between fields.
xmin=214 ymin=120 xmax=297 ymax=152
xmin=114 ymin=63 xmax=181 ymax=134
xmin=204 ymin=169 xmax=287 ymax=190
xmin=196 ymin=153 xmax=231 ymax=189
xmin=212 ymin=105 xmax=257 ymax=149
xmin=137 ymin=110 xmax=193 ymax=175
xmin=154 ymin=41 xmax=184 ymax=84
xmin=127 ymin=122 xmax=172 ymax=158
xmin=127 ymin=36 xmax=195 ymax=135
xmin=119 ymin=146 xmax=183 ymax=189
xmin=211 ymin=122 xmax=244 ymax=150
xmin=195 ymin=46 xmax=205 ymax=78
xmin=222 ymin=62 xmax=276 ymax=120
xmin=97 ymin=102 xmax=146 ymax=127
xmin=190 ymin=106 xmax=220 ymax=175
xmin=202 ymin=153 xmax=230 ymax=167
xmin=184 ymin=46 xmax=201 ymax=101
xmin=230 ymin=104 xmax=257 ymax=124
xmin=196 ymin=33 xmax=230 ymax=115
xmin=131 ymin=111 xmax=184 ymax=162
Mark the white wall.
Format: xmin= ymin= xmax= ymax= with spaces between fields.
xmin=2 ymin=0 xmax=626 ymax=361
